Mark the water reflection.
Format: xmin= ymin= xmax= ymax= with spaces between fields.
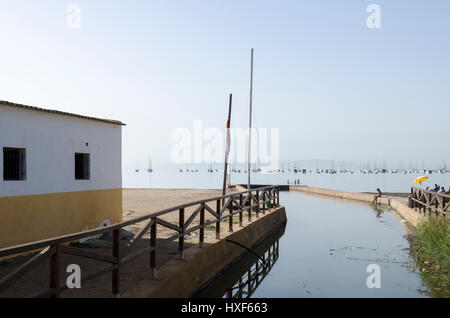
xmin=192 ymin=223 xmax=286 ymax=298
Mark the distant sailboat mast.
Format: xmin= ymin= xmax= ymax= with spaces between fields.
xmin=247 ymin=48 xmax=254 ymax=190
xmin=135 ymin=161 xmax=139 ymax=172
xmin=147 ymin=157 xmax=153 ymax=172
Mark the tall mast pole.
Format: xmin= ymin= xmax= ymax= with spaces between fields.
xmin=247 ymin=48 xmax=254 ymax=190
xmin=222 ymin=94 xmax=233 ymax=196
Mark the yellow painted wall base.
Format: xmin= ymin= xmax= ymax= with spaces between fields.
xmin=0 ymin=189 xmax=122 ymax=249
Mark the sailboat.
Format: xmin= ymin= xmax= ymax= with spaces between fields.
xmin=147 ymin=157 xmax=153 ymax=172
xmin=135 ymin=161 xmax=139 ymax=172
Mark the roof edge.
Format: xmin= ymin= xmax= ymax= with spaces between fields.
xmin=0 ymin=100 xmax=126 ymax=126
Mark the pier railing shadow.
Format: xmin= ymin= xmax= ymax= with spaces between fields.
xmin=0 ymin=185 xmax=280 ymax=298
xmin=191 ymin=222 xmax=285 ymax=298
xmin=410 ymin=187 xmax=449 ymax=216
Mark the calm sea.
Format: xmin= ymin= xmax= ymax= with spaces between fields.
xmin=123 ymin=165 xmax=450 ymax=193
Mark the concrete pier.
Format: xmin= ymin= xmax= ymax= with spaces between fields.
xmin=123 ymin=205 xmax=287 ymax=298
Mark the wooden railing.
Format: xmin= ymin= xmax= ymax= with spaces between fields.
xmin=410 ymin=187 xmax=449 ymax=216
xmin=0 ymin=186 xmax=280 ymax=298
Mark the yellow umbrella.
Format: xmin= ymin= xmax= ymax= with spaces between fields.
xmin=413 ymin=176 xmax=429 ymax=184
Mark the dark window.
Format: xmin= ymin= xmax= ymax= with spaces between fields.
xmin=75 ymin=153 xmax=90 ymax=180
xmin=3 ymin=148 xmax=26 ymax=181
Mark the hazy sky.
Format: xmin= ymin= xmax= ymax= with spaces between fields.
xmin=1 ymin=0 xmax=449 ymax=169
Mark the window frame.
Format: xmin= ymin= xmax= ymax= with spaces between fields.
xmin=3 ymin=147 xmax=27 ymax=181
xmin=75 ymin=152 xmax=90 ymax=180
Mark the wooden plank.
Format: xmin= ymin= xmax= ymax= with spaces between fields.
xmin=239 ymin=194 xmax=243 ymax=227
xmin=60 ymin=244 xmax=117 ymax=264
xmin=120 ymin=246 xmax=155 ymax=266
xmin=241 ymin=193 xmax=251 ymax=207
xmin=183 ymin=205 xmax=202 ymax=230
xmin=0 ymin=245 xmax=54 ymax=294
xmin=156 ymin=218 xmax=182 ymax=233
xmin=120 ymin=219 xmax=154 ymax=257
xmin=179 ymin=208 xmax=185 ymax=257
xmin=204 ymin=203 xmax=219 ymax=219
xmin=216 ymin=199 xmax=221 ymax=239
xmin=232 ymin=198 xmax=242 ymax=210
xmin=150 ymin=218 xmax=157 ymax=278
xmin=220 ymin=197 xmax=232 ymax=216
xmin=199 ymin=205 xmax=205 ymax=246
xmin=256 ymin=190 xmax=260 ymax=218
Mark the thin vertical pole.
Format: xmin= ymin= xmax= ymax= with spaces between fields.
xmin=247 ymin=48 xmax=254 ymax=191
xmin=222 ymin=94 xmax=233 ymax=196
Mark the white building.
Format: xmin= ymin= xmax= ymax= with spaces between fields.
xmin=0 ymin=100 xmax=125 ymax=248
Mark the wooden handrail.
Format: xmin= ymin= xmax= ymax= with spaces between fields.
xmin=0 ymin=185 xmax=281 ymax=298
xmin=0 ymin=185 xmax=278 ymax=257
xmin=410 ymin=186 xmax=449 ymax=216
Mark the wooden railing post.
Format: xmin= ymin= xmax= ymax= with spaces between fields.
xmin=199 ymin=203 xmax=205 ymax=247
xmin=112 ymin=229 xmax=120 ymax=296
xmin=256 ymin=190 xmax=260 ymax=218
xmin=49 ymin=244 xmax=60 ymax=298
xmin=270 ymin=189 xmax=273 ymax=208
xmin=150 ymin=217 xmax=157 ymax=278
xmin=216 ymin=199 xmax=221 ymax=239
xmin=435 ymin=194 xmax=438 ymax=214
xmin=262 ymin=192 xmax=266 ymax=214
xmin=239 ymin=193 xmax=243 ymax=227
xmin=276 ymin=188 xmax=280 ymax=206
xmin=248 ymin=193 xmax=252 ymax=222
xmin=428 ymin=193 xmax=432 ymax=213
xmin=179 ymin=208 xmax=185 ymax=259
xmin=229 ymin=199 xmax=234 ymax=232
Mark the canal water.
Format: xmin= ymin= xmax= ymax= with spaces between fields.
xmin=197 ymin=191 xmax=429 ymax=298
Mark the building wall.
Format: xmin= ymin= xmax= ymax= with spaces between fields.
xmin=0 ymin=106 xmax=123 ymax=248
